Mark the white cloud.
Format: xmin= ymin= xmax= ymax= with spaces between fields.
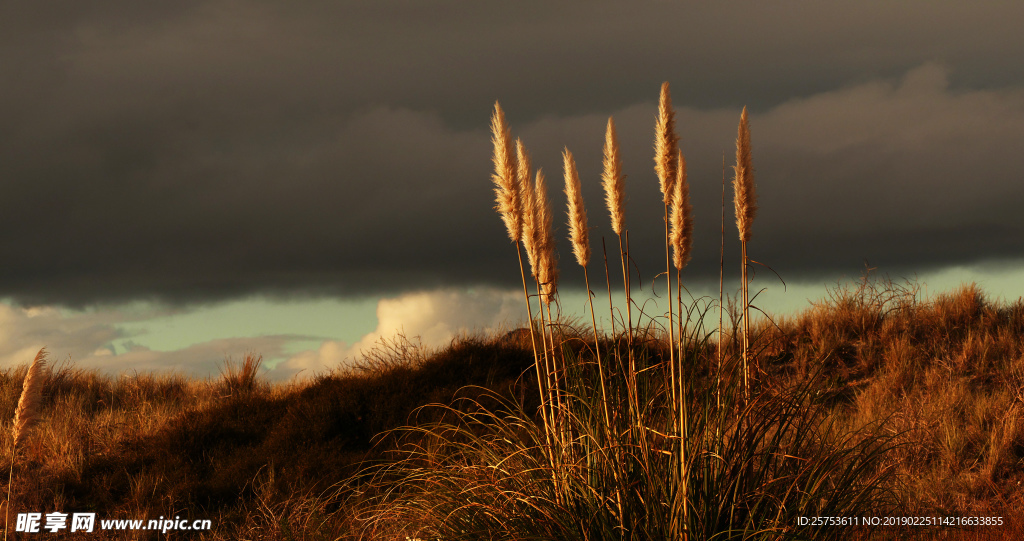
xmin=267 ymin=339 xmax=350 ymax=381
xmin=0 ymin=303 xmax=124 ymax=369
xmin=0 ymin=290 xmax=529 ymax=382
xmin=354 ymin=287 xmax=524 ymax=351
xmin=273 ymin=287 xmax=526 ymax=380
xmin=0 ymin=301 xmax=298 ymax=380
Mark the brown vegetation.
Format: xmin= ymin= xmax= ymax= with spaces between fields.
xmin=0 ymin=280 xmax=1021 ymax=539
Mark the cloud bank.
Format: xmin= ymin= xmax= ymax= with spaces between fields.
xmin=0 ymin=3 xmax=1022 ymax=307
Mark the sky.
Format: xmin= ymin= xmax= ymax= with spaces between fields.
xmin=2 ymin=2 xmax=1023 ymax=380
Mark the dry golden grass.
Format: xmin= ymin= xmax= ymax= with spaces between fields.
xmin=490 ymin=101 xmax=522 ymax=243
xmin=670 ymin=148 xmax=692 ymax=271
xmin=517 ymin=139 xmax=540 ymax=275
xmin=601 ymin=117 xmax=625 ymax=236
xmin=753 ymin=279 xmax=1024 ymax=524
xmin=654 ymin=81 xmax=679 ymax=203
xmin=1 ymin=284 xmax=1022 ymax=540
xmin=733 ymin=106 xmax=757 ymax=396
xmin=601 ymin=114 xmax=631 ymax=352
xmin=534 ymin=168 xmax=558 ymax=304
xmin=6 ymin=348 xmax=47 ymax=541
xmin=11 ymin=349 xmax=46 ymax=453
xmin=219 ymin=352 xmax=264 ymax=397
xmin=733 ymin=106 xmax=756 ymax=243
xmin=654 ymin=81 xmax=682 ymax=427
xmin=562 ymin=147 xmax=589 ymax=267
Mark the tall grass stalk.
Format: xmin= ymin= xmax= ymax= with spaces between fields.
xmin=733 ymin=107 xmax=757 ymax=399
xmin=529 ymin=167 xmax=565 ymax=481
xmin=519 ymin=140 xmax=559 ymax=468
xmin=565 ymin=146 xmax=626 ymax=530
xmin=669 ymin=147 xmax=693 ymax=539
xmin=535 ymin=167 xmax=565 ymax=450
xmin=654 ymin=86 xmax=685 ymax=537
xmin=6 ymin=348 xmax=47 ymax=541
xmin=600 ymin=118 xmax=623 ymax=345
xmin=601 ymin=116 xmax=637 ymax=427
xmin=718 ymin=152 xmax=726 ymax=412
xmin=490 ymin=105 xmax=557 ymax=473
xmin=563 ymin=148 xmax=609 ymax=431
xmin=655 ymin=82 xmax=679 ymax=423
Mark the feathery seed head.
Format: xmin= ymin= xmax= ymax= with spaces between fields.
xmin=733 ymin=106 xmax=757 ymax=242
xmin=602 ymin=117 xmax=626 ymax=236
xmin=670 ymin=150 xmax=693 ymax=270
xmin=541 ymin=259 xmax=559 ymax=305
xmin=12 ymin=347 xmax=47 ymax=451
xmin=490 ymin=102 xmax=521 ymax=242
xmin=563 ymin=148 xmax=590 ymax=267
xmin=535 ymin=169 xmax=558 ymax=305
xmin=518 ymin=142 xmax=540 ymax=276
xmin=516 ymin=139 xmax=532 ymax=199
xmin=654 ymin=82 xmax=679 ymax=203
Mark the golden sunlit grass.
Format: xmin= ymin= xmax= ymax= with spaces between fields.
xmin=351 ymin=86 xmax=1024 ymax=540
xmin=220 ymin=352 xmax=264 ymax=397
xmin=6 ymin=348 xmax=46 ymax=541
xmin=733 ymin=106 xmax=757 ymax=398
xmin=354 ymin=86 xmax=898 ymax=541
xmin=0 ymin=284 xmax=1022 ymax=539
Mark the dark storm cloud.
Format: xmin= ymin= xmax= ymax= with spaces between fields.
xmin=1 ymin=2 xmax=1023 ymax=306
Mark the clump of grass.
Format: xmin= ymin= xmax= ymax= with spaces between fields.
xmin=356 ymin=350 xmax=902 ymax=541
xmin=220 ymin=352 xmax=264 ymax=397
xmin=356 ymin=84 xmax=903 ymax=541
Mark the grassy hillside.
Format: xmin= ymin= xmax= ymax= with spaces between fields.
xmin=2 ymin=278 xmax=1023 ymax=540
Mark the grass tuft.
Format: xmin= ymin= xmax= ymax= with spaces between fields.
xmin=220 ymin=352 xmax=264 ymax=397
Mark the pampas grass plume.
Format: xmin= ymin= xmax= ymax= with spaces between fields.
xmin=733 ymin=106 xmax=756 ymax=242
xmin=602 ymin=117 xmax=625 ymax=235
xmin=563 ymin=148 xmax=590 ymax=267
xmin=654 ymin=82 xmax=679 ymax=203
xmin=535 ymin=169 xmax=558 ymax=304
xmin=12 ymin=348 xmax=47 ymax=452
xmin=490 ymin=102 xmax=522 ymax=242
xmin=670 ymin=150 xmax=693 ymax=270
xmin=518 ymin=140 xmax=540 ymax=276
